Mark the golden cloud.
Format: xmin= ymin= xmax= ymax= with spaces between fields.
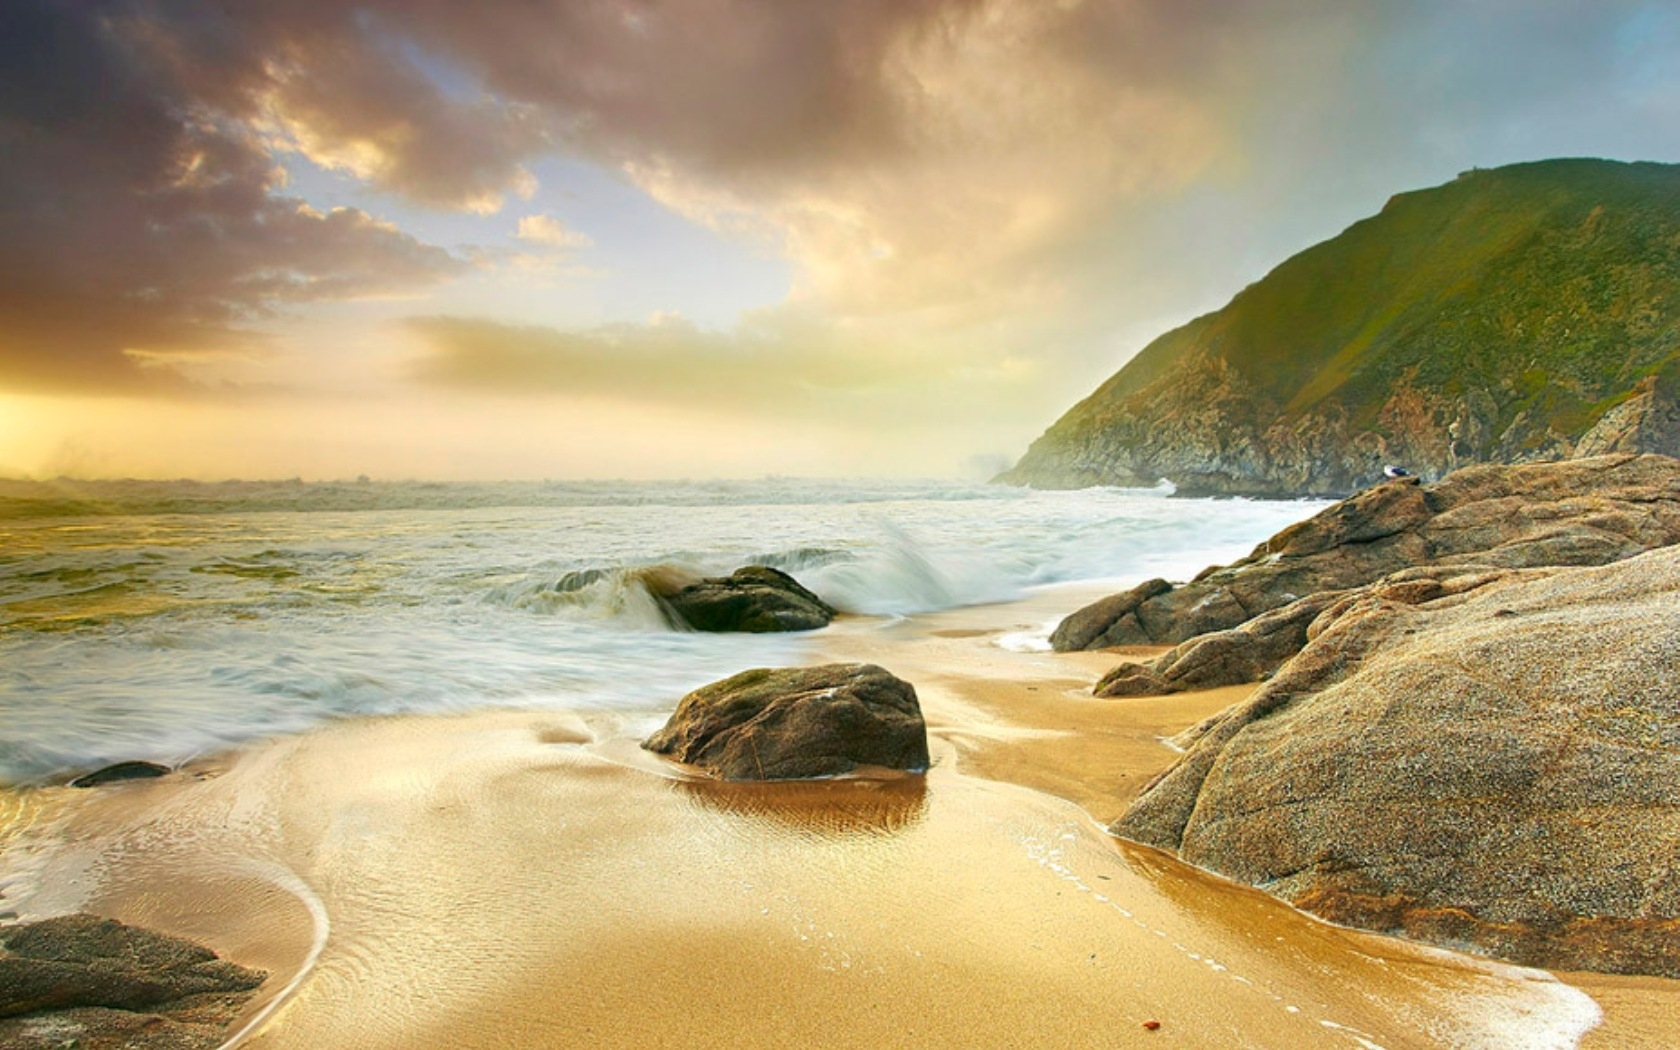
xmin=515 ymin=214 xmax=594 ymax=250
xmin=406 ymin=308 xmax=1055 ymax=428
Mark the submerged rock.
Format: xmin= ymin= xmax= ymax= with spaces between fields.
xmin=1058 ymin=455 xmax=1680 ymax=682
xmin=1112 ymin=546 xmax=1680 ymax=977
xmin=643 ymin=663 xmax=929 ymax=780
xmin=658 ymin=565 xmax=836 ymax=633
xmin=69 ymin=761 xmax=171 ymax=788
xmin=0 ymin=913 xmax=266 ymax=1049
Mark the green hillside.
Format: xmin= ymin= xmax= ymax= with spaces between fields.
xmin=1002 ymin=159 xmax=1680 ymax=496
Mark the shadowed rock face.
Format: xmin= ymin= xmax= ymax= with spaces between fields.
xmin=1059 ymin=455 xmax=1680 ymax=695
xmin=0 ymin=913 xmax=266 ymax=1049
xmin=1112 ymin=546 xmax=1680 ymax=978
xmin=643 ymin=664 xmax=929 ymax=781
xmin=658 ymin=565 xmax=836 ymax=633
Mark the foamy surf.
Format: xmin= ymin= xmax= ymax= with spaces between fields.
xmin=0 ymin=478 xmax=1326 ymax=784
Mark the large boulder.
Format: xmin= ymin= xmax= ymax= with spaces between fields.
xmin=657 ymin=566 xmax=836 ymax=633
xmin=0 ymin=913 xmax=266 ymax=1049
xmin=1058 ymin=454 xmax=1680 ymax=670
xmin=1112 ymin=546 xmax=1680 ymax=977
xmin=643 ymin=664 xmax=929 ymax=780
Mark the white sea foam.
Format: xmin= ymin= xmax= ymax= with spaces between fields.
xmin=0 ymin=478 xmax=1325 ymax=784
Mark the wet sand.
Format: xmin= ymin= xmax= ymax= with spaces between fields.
xmin=1 ymin=583 xmax=1674 ymax=1048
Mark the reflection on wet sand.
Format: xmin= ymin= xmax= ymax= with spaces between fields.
xmin=672 ymin=774 xmax=929 ymax=838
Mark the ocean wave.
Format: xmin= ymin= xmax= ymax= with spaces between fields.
xmin=477 ymin=563 xmax=695 ymax=630
xmin=471 ymin=533 xmax=1017 ymax=628
xmin=804 ymin=520 xmax=1022 ymax=616
xmin=0 ymin=476 xmax=1022 ymax=519
xmin=0 ymin=479 xmax=1331 ymax=783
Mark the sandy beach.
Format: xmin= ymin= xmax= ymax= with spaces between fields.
xmin=3 ymin=583 xmax=1675 ymax=1049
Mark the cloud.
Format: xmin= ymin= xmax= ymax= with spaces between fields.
xmin=0 ymin=1 xmax=467 ymax=394
xmin=261 ymin=1 xmax=1672 ymax=335
xmin=406 ymin=308 xmax=1053 ymax=431
xmin=381 ymin=0 xmax=1680 ymax=463
xmin=5 ymin=0 xmax=1673 ymax=419
xmin=515 ymin=214 xmax=594 ymax=250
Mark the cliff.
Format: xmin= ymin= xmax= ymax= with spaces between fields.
xmin=999 ymin=159 xmax=1680 ymax=497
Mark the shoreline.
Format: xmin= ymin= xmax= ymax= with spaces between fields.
xmin=1 ymin=585 xmax=1675 ymax=1047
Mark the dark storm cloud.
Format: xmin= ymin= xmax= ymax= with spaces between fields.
xmin=0 ymin=1 xmax=465 ymax=393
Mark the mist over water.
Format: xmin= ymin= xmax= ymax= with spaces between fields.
xmin=0 ymin=478 xmax=1326 ymax=784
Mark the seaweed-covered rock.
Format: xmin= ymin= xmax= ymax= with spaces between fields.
xmin=1112 ymin=546 xmax=1680 ymax=977
xmin=643 ymin=664 xmax=928 ymax=780
xmin=659 ymin=566 xmax=836 ymax=633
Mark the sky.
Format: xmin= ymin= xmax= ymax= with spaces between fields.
xmin=2 ymin=0 xmax=1678 ymax=481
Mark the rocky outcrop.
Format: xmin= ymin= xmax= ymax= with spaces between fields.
xmin=1575 ymin=374 xmax=1680 ymax=459
xmin=1093 ymin=588 xmax=1348 ymax=697
xmin=0 ymin=913 xmax=266 ymax=1049
xmin=1058 ymin=456 xmax=1680 ymax=693
xmin=1094 ymin=569 xmax=1525 ymax=696
xmin=657 ymin=566 xmax=836 ymax=633
xmin=1000 ymin=159 xmax=1680 ymax=497
xmin=1049 ymin=577 xmax=1174 ymax=651
xmin=643 ymin=664 xmax=929 ymax=780
xmin=1112 ymin=545 xmax=1680 ymax=977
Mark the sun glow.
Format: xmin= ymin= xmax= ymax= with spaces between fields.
xmin=0 ymin=395 xmax=65 ymax=477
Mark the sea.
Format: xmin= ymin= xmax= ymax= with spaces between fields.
xmin=0 ymin=477 xmax=1325 ymax=786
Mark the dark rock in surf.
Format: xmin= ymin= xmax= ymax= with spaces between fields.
xmin=659 ymin=565 xmax=836 ymax=633
xmin=0 ymin=913 xmax=266 ymax=1049
xmin=642 ymin=663 xmax=929 ymax=780
xmin=69 ymin=761 xmax=171 ymax=788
